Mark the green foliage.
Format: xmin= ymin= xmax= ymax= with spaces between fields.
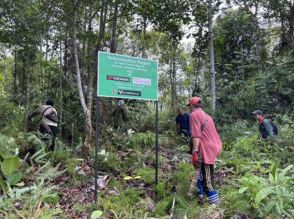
xmin=0 ymin=131 xmax=57 ymax=191
xmin=171 ymin=162 xmax=194 ymax=197
xmin=127 ymin=102 xmax=154 ymax=132
xmin=0 ymin=133 xmax=18 ymax=159
xmin=17 ymin=132 xmax=48 ymax=159
xmin=231 ymin=135 xmax=257 ymax=155
xmin=97 ymin=188 xmax=147 ymax=218
xmin=127 ymin=132 xmax=154 ymax=149
xmin=0 ymin=161 xmax=65 ymax=218
xmin=91 ymin=210 xmax=103 ymax=219
xmin=0 ymin=0 xmax=294 ymax=217
xmin=219 ymin=120 xmax=254 ymax=145
xmin=50 ymin=147 xmax=71 ymax=165
xmin=154 ymin=196 xmax=173 ymax=216
xmin=0 ymin=156 xmax=22 ymax=191
xmin=159 ymin=110 xmax=178 ymax=133
xmin=1 ymin=157 xmax=20 ymax=176
xmin=64 ymin=158 xmax=85 ymax=186
xmin=108 ymin=179 xmax=124 ymax=191
xmin=98 ymin=150 xmax=120 ymax=172
xmin=155 ymin=182 xmax=167 ymax=200
xmin=43 ymin=192 xmax=60 ymax=205
xmin=238 ymin=163 xmax=294 ymax=218
xmin=159 ymin=133 xmax=178 ymax=148
xmin=0 ymin=97 xmax=25 ymax=135
xmin=134 ymin=167 xmax=154 ymax=184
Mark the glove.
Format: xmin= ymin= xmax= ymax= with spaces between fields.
xmin=192 ymin=152 xmax=200 ymax=167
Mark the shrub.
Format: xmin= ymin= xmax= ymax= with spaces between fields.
xmin=127 ymin=132 xmax=154 ymax=149
xmin=238 ymin=163 xmax=294 ymax=218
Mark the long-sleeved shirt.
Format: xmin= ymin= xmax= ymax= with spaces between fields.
xmin=259 ymin=119 xmax=275 ymax=139
xmin=189 ymin=108 xmax=222 ymax=164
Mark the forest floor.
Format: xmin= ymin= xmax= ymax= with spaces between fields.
xmin=1 ymin=126 xmax=294 ymax=219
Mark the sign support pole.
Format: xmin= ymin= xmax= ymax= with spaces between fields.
xmin=155 ymin=101 xmax=159 ymax=185
xmin=94 ymin=96 xmax=100 ymax=204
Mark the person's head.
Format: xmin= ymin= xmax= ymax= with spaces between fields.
xmin=178 ymin=107 xmax=184 ymax=115
xmin=46 ymin=99 xmax=54 ymax=107
xmin=251 ymin=110 xmax=264 ymax=122
xmin=187 ymin=96 xmax=202 ymax=112
xmin=118 ymin=99 xmax=125 ymax=107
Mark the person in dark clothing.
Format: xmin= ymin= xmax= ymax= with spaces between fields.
xmin=175 ymin=107 xmax=190 ymax=137
xmin=28 ymin=99 xmax=58 ymax=151
xmin=113 ymin=99 xmax=128 ymax=134
xmin=251 ymin=110 xmax=277 ymax=139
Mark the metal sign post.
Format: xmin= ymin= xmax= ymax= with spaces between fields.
xmin=94 ymin=96 xmax=100 ymax=204
xmin=95 ymin=52 xmax=159 ymax=204
xmin=155 ymin=101 xmax=159 ymax=185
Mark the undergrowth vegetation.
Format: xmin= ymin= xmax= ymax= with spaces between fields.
xmin=0 ymin=110 xmax=293 ymax=218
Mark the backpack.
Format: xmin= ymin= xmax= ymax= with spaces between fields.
xmin=270 ymin=120 xmax=278 ymax=135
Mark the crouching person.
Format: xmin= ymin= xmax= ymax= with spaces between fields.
xmin=28 ymin=99 xmax=58 ymax=151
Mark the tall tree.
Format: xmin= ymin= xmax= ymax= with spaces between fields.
xmin=192 ymin=0 xmax=222 ymax=112
xmin=208 ymin=0 xmax=216 ymax=112
xmin=232 ymin=0 xmax=263 ymax=71
xmin=151 ymin=0 xmax=192 ymax=107
xmin=262 ymin=0 xmax=294 ymax=52
xmin=191 ymin=2 xmax=209 ymax=96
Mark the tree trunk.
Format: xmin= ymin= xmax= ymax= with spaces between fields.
xmin=13 ymin=50 xmax=18 ymax=102
xmin=110 ymin=1 xmax=119 ymax=53
xmin=94 ymin=0 xmax=107 ymax=91
xmin=142 ymin=16 xmax=147 ymax=58
xmin=169 ymin=42 xmax=174 ymax=108
xmin=72 ymin=0 xmax=92 ymax=150
xmin=169 ymin=40 xmax=177 ymax=108
xmin=24 ymin=57 xmax=30 ymax=131
xmin=59 ymin=36 xmax=63 ymax=138
xmin=253 ymin=3 xmax=262 ymax=72
xmin=84 ymin=11 xmax=96 ymax=149
xmin=192 ymin=53 xmax=202 ymax=96
xmin=172 ymin=52 xmax=177 ymax=102
xmin=288 ymin=4 xmax=294 ymax=46
xmin=208 ymin=0 xmax=216 ymax=112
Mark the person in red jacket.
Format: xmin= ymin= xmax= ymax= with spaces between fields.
xmin=187 ymin=96 xmax=222 ymax=205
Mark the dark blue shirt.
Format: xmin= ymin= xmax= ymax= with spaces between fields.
xmin=176 ymin=113 xmax=190 ymax=131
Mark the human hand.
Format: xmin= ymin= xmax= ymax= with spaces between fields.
xmin=192 ymin=152 xmax=201 ymax=168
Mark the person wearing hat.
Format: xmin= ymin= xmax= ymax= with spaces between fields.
xmin=251 ymin=110 xmax=277 ymax=139
xmin=187 ymin=96 xmax=222 ymax=205
xmin=113 ymin=99 xmax=128 ymax=133
xmin=28 ymin=99 xmax=58 ymax=151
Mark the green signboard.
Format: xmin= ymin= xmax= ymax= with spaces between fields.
xmin=97 ymin=52 xmax=158 ymax=101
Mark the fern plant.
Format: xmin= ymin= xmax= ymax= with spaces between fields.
xmin=239 ymin=162 xmax=294 ymax=218
xmin=0 ymin=161 xmax=65 ymax=218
